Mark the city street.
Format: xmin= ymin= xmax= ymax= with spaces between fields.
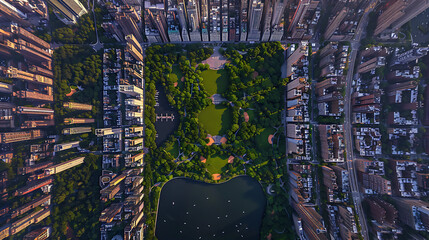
xmin=343 ymin=1 xmax=379 ymax=240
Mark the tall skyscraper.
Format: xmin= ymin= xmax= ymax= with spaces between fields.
xmin=200 ymin=0 xmax=210 ymax=41
xmin=177 ymin=0 xmax=190 ymax=41
xmin=261 ymin=0 xmax=274 ymax=41
xmin=247 ymin=0 xmax=264 ymax=41
xmin=228 ymin=0 xmax=241 ymax=41
xmin=185 ymin=0 xmax=201 ymax=41
xmin=272 ymin=0 xmax=287 ymax=26
xmin=144 ymin=0 xmax=168 ymax=43
xmin=0 ymin=0 xmax=31 ymax=26
xmin=270 ymin=0 xmax=288 ymax=41
xmin=115 ymin=6 xmax=144 ymax=43
xmin=167 ymin=0 xmax=182 ymax=42
xmin=240 ymin=0 xmax=249 ymax=41
xmin=221 ymin=0 xmax=229 ymax=41
xmin=323 ymin=7 xmax=348 ymax=40
xmin=209 ymin=0 xmax=221 ymax=41
xmin=287 ymin=0 xmax=319 ymax=40
xmin=46 ymin=0 xmax=88 ymax=25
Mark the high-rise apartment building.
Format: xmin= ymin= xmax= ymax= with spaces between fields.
xmin=292 ymin=201 xmax=328 ymax=240
xmin=126 ymin=36 xmax=144 ymax=62
xmin=177 ymin=0 xmax=190 ymax=41
xmin=46 ymin=0 xmax=88 ymax=24
xmin=53 ymin=141 xmax=80 ymax=152
xmin=186 ymin=0 xmax=201 ymax=41
xmin=44 ymin=157 xmax=85 ymax=175
xmin=119 ymin=85 xmax=143 ymax=96
xmin=247 ymin=0 xmax=264 ymax=41
xmin=63 ymin=102 xmax=93 ymax=111
xmin=209 ymin=0 xmax=221 ymax=41
xmin=324 ymin=7 xmax=348 ymax=40
xmin=374 ymin=0 xmax=406 ymax=36
xmin=6 ymin=67 xmax=52 ymax=86
xmin=14 ymin=89 xmax=53 ymax=102
xmin=64 ymin=118 xmax=95 ymax=125
xmin=361 ymin=172 xmax=392 ymax=195
xmin=287 ymin=0 xmax=319 ymax=40
xmin=388 ymin=0 xmax=429 ymax=33
xmin=393 ymin=197 xmax=429 ymax=231
xmin=270 ymin=0 xmax=288 ymax=41
xmin=221 ymin=0 xmax=229 ymax=41
xmin=261 ymin=0 xmax=274 ymax=41
xmin=15 ymin=106 xmax=54 ymax=115
xmin=240 ymin=0 xmax=249 ymax=41
xmin=167 ymin=0 xmax=182 ymax=42
xmin=228 ymin=0 xmax=240 ymax=41
xmin=95 ymin=128 xmax=123 ymax=137
xmin=0 ymin=0 xmax=31 ymax=26
xmin=115 ymin=6 xmax=143 ymax=43
xmin=62 ymin=127 xmax=92 ymax=135
xmin=0 ymin=130 xmax=44 ymax=144
xmin=318 ymin=124 xmax=345 ymax=162
xmin=200 ymin=0 xmax=210 ymax=41
xmin=0 ymin=102 xmax=14 ymax=128
xmin=375 ymin=0 xmax=429 ymax=36
xmin=144 ymin=0 xmax=168 ymax=43
xmin=23 ymin=227 xmax=51 ymax=240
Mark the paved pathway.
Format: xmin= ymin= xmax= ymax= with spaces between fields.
xmin=202 ymin=47 xmax=228 ymax=70
xmin=211 ymin=94 xmax=227 ymax=104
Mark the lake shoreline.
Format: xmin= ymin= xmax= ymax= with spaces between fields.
xmin=154 ymin=175 xmax=267 ymax=240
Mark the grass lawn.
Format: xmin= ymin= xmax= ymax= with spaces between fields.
xmin=205 ymin=154 xmax=228 ymax=174
xmin=199 ymin=104 xmax=232 ymax=136
xmin=170 ymin=65 xmax=183 ymax=87
xmin=165 ymin=141 xmax=179 ymax=158
xmin=255 ymin=128 xmax=276 ymax=151
xmin=246 ymin=109 xmax=256 ymax=122
xmin=201 ymin=69 xmax=228 ymax=95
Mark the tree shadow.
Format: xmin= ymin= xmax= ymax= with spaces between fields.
xmin=217 ymin=105 xmax=232 ymax=135
xmin=216 ymin=69 xmax=228 ymax=94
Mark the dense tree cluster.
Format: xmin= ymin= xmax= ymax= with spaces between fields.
xmin=143 ymin=43 xmax=293 ymax=239
xmin=185 ymin=44 xmax=214 ymax=66
xmin=223 ymin=43 xmax=287 ymax=127
xmin=49 ymin=154 xmax=101 ymax=239
xmin=52 ymin=45 xmax=102 ymax=132
xmin=52 ymin=14 xmax=96 ymax=44
xmin=144 ymin=44 xmax=212 ymax=151
xmin=220 ymin=42 xmax=287 ymax=160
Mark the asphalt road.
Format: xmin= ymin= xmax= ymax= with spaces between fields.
xmin=343 ymin=1 xmax=379 ymax=240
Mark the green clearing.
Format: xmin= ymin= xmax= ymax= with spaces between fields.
xmin=171 ymin=65 xmax=183 ymax=88
xmin=246 ymin=109 xmax=256 ymax=122
xmin=256 ymin=128 xmax=276 ymax=151
xmin=165 ymin=141 xmax=179 ymax=158
xmin=199 ymin=104 xmax=232 ymax=136
xmin=205 ymin=154 xmax=228 ymax=174
xmin=201 ymin=69 xmax=228 ymax=95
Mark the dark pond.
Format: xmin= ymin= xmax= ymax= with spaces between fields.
xmin=155 ymin=176 xmax=266 ymax=240
xmin=154 ymin=84 xmax=179 ymax=145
